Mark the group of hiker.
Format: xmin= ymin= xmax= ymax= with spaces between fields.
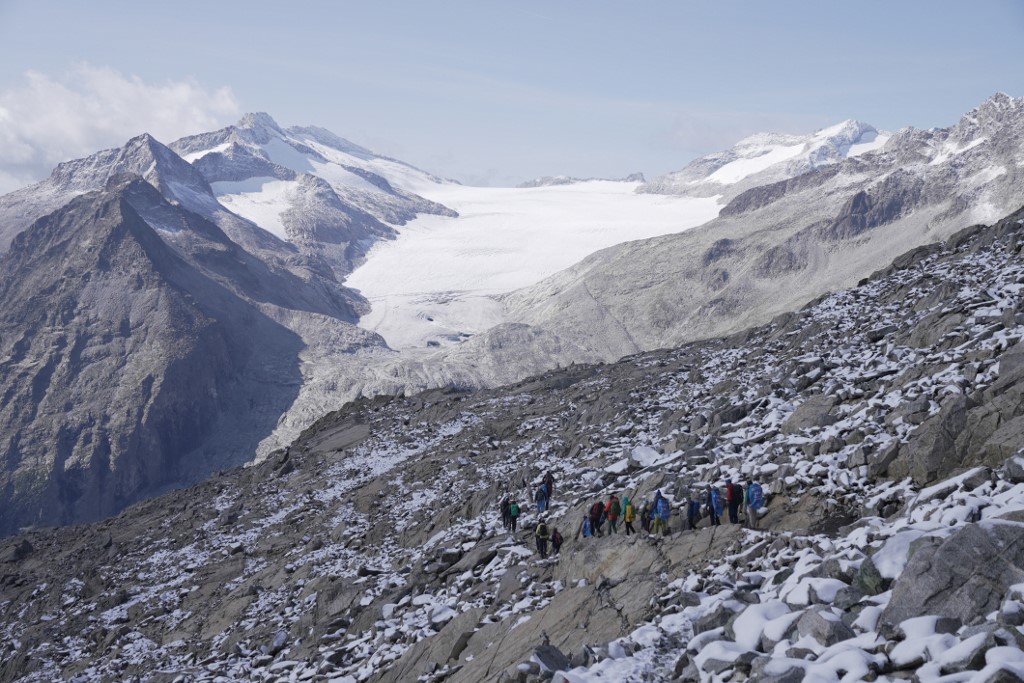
xmin=500 ymin=470 xmax=564 ymax=558
xmin=500 ymin=469 xmax=767 ymax=557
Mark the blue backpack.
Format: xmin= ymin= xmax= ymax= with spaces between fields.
xmin=710 ymin=489 xmax=724 ymax=516
xmin=749 ymin=483 xmax=765 ymax=509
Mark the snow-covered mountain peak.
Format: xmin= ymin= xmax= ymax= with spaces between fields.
xmin=235 ymin=111 xmax=286 ymax=142
xmin=640 ymin=118 xmax=889 ymax=201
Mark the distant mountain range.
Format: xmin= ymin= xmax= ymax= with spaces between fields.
xmin=0 ymin=95 xmax=1022 ymax=535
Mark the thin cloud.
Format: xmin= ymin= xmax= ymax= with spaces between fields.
xmin=0 ymin=63 xmax=241 ymax=194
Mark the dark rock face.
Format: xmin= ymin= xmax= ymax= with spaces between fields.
xmin=880 ymin=521 xmax=1024 ymax=628
xmin=0 ymin=180 xmax=305 ymax=535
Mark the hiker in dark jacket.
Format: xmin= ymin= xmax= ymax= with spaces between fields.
xmin=640 ymin=501 xmax=652 ymax=533
xmin=501 ymin=496 xmax=512 ymax=530
xmin=535 ymin=518 xmax=551 ymax=558
xmin=543 ymin=471 xmax=555 ymax=500
xmin=686 ymin=493 xmax=701 ymax=531
xmin=551 ymin=527 xmax=563 ymax=555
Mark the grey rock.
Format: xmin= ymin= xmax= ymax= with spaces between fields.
xmin=796 ymin=608 xmax=855 ymax=646
xmin=880 ymin=521 xmax=1024 ymax=629
xmin=781 ymin=394 xmax=838 ymax=434
xmin=533 ymin=644 xmax=571 ymax=674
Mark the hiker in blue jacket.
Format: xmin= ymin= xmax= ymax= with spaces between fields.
xmin=746 ymin=480 xmax=765 ymax=530
xmin=652 ymin=490 xmax=671 ymax=536
xmin=706 ymin=485 xmax=723 ymax=526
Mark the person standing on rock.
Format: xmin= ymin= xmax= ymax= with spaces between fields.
xmin=551 ymin=527 xmax=563 ymax=555
xmin=543 ymin=471 xmax=555 ymax=500
xmin=726 ymin=478 xmax=742 ymax=524
xmin=640 ymin=499 xmax=652 ymax=533
xmin=606 ymin=494 xmax=621 ymax=534
xmin=501 ymin=495 xmax=512 ymax=530
xmin=509 ymin=499 xmax=520 ymax=532
xmin=536 ymin=484 xmax=549 ymax=513
xmin=653 ymin=490 xmax=671 ymax=536
xmin=589 ymin=500 xmax=606 ymax=537
xmin=706 ymin=485 xmax=723 ymax=526
xmin=687 ymin=492 xmax=701 ymax=531
xmin=535 ymin=518 xmax=551 ymax=558
xmin=623 ymin=496 xmax=636 ymax=535
xmin=746 ymin=479 xmax=765 ymax=530
xmin=577 ymin=514 xmax=592 ymax=539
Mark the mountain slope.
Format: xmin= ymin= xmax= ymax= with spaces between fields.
xmin=169 ymin=113 xmax=456 ymax=273
xmin=4 ymin=205 xmax=1024 ymax=681
xmin=488 ymin=93 xmax=1024 ymax=367
xmin=0 ymin=178 xmax=314 ymax=534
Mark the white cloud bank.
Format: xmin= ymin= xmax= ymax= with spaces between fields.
xmin=0 ymin=64 xmax=240 ymax=194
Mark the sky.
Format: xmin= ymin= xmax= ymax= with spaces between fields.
xmin=0 ymin=1 xmax=1023 ymax=192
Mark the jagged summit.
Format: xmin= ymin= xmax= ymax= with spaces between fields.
xmin=640 ymin=117 xmax=888 ymax=201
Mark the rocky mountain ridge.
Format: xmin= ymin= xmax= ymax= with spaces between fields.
xmin=475 ymin=93 xmax=1024 ymax=377
xmin=5 ymin=204 xmax=1024 ymax=681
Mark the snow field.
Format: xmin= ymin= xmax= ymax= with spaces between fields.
xmin=347 ymin=181 xmax=722 ymax=349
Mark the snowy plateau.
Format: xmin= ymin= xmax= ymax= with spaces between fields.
xmin=3 ymin=94 xmax=1024 ymax=682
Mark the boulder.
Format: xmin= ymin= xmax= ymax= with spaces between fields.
xmin=880 ymin=521 xmax=1024 ymax=630
xmin=781 ymin=394 xmax=838 ymax=435
xmin=1004 ymin=454 xmax=1024 ymax=484
xmin=795 ymin=608 xmax=854 ymax=646
xmin=888 ymin=394 xmax=972 ymax=485
xmin=533 ymin=644 xmax=571 ymax=675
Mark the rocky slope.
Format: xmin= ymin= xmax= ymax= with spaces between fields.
xmin=4 ymin=205 xmax=1024 ymax=681
xmin=478 ymin=93 xmax=1024 ymax=372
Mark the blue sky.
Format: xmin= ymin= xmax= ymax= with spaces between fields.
xmin=1 ymin=0 xmax=1022 ymax=189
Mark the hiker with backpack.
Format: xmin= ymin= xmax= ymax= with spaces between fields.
xmin=686 ymin=492 xmax=701 ymax=531
xmin=640 ymin=500 xmax=652 ymax=533
xmin=543 ymin=471 xmax=555 ymax=500
xmin=577 ymin=514 xmax=593 ymax=540
xmin=500 ymin=495 xmax=512 ymax=530
xmin=726 ymin=478 xmax=742 ymax=524
xmin=535 ymin=518 xmax=551 ymax=558
xmin=589 ymin=500 xmax=606 ymax=537
xmin=551 ymin=527 xmax=563 ymax=555
xmin=535 ymin=484 xmax=549 ymax=513
xmin=652 ymin=490 xmax=671 ymax=536
xmin=509 ymin=499 xmax=520 ymax=532
xmin=746 ymin=479 xmax=765 ymax=530
xmin=706 ymin=485 xmax=723 ymax=526
xmin=623 ymin=496 xmax=636 ymax=535
xmin=606 ymin=494 xmax=621 ymax=534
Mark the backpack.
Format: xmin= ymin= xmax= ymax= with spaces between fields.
xmin=536 ymin=523 xmax=549 ymax=539
xmin=536 ymin=486 xmax=547 ymax=502
xmin=656 ymin=497 xmax=670 ymax=520
xmin=510 ymin=503 xmax=520 ymax=517
xmin=749 ymin=483 xmax=765 ymax=509
xmin=610 ymin=499 xmax=621 ymax=517
xmin=711 ymin=489 xmax=724 ymax=516
xmin=582 ymin=517 xmax=592 ymax=537
xmin=590 ymin=502 xmax=604 ymax=519
xmin=552 ymin=530 xmax=563 ymax=546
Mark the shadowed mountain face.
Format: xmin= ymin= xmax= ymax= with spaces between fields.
xmin=0 ymin=178 xmax=307 ymax=535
